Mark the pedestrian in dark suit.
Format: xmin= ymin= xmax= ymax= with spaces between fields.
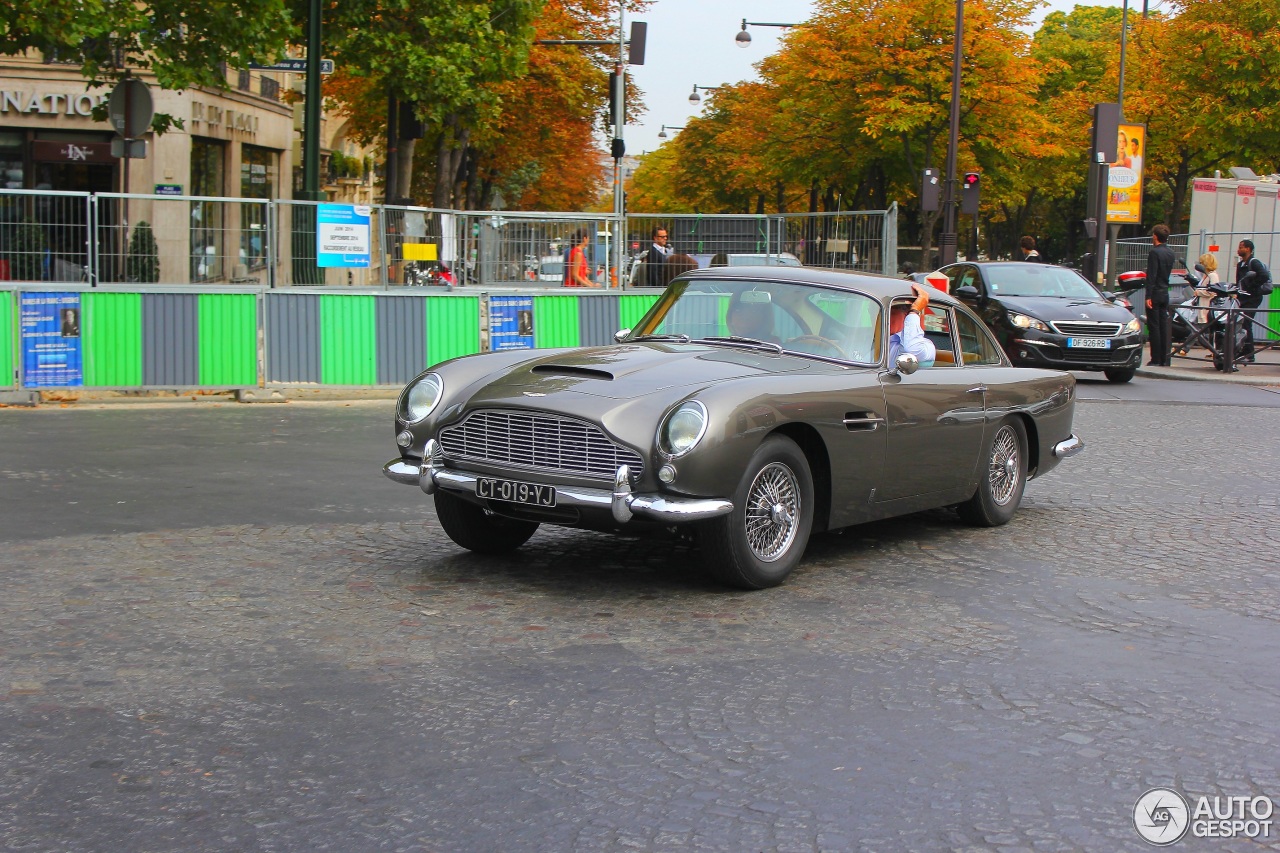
xmin=1235 ymin=239 xmax=1272 ymax=362
xmin=1145 ymin=224 xmax=1176 ymax=366
xmin=641 ymin=226 xmax=669 ymax=287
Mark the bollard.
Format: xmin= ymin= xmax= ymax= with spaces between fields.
xmin=1223 ymin=308 xmax=1235 ymax=371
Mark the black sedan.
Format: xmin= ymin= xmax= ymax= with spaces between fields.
xmin=940 ymin=262 xmax=1144 ymax=383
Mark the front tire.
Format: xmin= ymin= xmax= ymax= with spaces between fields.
xmin=699 ymin=435 xmax=814 ymax=589
xmin=957 ymin=418 xmax=1028 ymax=527
xmin=1104 ymin=367 xmax=1135 ymax=383
xmin=434 ymin=491 xmax=539 ymax=554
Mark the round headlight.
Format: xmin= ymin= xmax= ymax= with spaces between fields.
xmin=402 ymin=373 xmax=443 ymax=422
xmin=661 ymin=401 xmax=708 ymax=457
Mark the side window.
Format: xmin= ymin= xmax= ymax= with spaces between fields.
xmin=954 ymin=311 xmax=1004 ymax=365
xmin=956 ymin=266 xmax=979 ymax=292
xmin=922 ymin=306 xmax=959 ymax=366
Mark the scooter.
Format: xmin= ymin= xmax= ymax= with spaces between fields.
xmin=1171 ymin=263 xmax=1245 ymax=369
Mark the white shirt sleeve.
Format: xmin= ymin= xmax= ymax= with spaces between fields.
xmin=890 ymin=313 xmax=937 ymax=366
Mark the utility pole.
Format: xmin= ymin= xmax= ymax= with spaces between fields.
xmin=939 ymin=0 xmax=964 ymax=266
xmin=301 ymin=0 xmax=324 ymax=201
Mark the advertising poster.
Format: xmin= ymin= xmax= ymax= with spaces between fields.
xmin=317 ymin=203 xmax=372 ymax=267
xmin=1106 ymin=123 xmax=1146 ymax=224
xmin=20 ymin=291 xmax=83 ymax=387
xmin=489 ymin=295 xmax=535 ymax=351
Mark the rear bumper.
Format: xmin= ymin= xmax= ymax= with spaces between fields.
xmin=383 ymin=440 xmax=733 ymax=524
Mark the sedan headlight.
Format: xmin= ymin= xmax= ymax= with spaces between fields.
xmin=1122 ymin=317 xmax=1142 ymax=334
xmin=660 ymin=401 xmax=708 ymax=457
xmin=401 ymin=373 xmax=443 ymax=422
xmin=1008 ymin=311 xmax=1051 ymax=332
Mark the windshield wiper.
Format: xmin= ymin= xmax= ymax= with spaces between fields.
xmin=698 ymin=336 xmax=784 ymax=355
xmin=630 ymin=333 xmax=691 ymax=343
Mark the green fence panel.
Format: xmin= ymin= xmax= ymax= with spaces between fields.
xmin=198 ymin=293 xmax=258 ymax=386
xmin=1267 ymin=288 xmax=1280 ymax=341
xmin=320 ymin=294 xmax=377 ymax=385
xmin=83 ymin=292 xmax=142 ymax=387
xmin=532 ymin=294 xmax=581 ymax=349
xmin=0 ymin=291 xmax=13 ymax=390
xmin=426 ymin=296 xmax=480 ymax=367
xmin=618 ymin=293 xmax=661 ymax=332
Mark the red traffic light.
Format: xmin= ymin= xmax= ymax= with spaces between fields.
xmin=963 ymin=172 xmax=980 ymax=187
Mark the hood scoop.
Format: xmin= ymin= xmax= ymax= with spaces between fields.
xmin=530 ymin=364 xmax=615 ymax=381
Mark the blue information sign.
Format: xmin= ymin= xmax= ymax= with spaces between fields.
xmin=21 ymin=292 xmax=83 ymax=387
xmin=317 ymin=204 xmax=372 ymax=268
xmin=490 ymin=295 xmax=535 ymax=351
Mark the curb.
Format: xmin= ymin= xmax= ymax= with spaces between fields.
xmin=1134 ymin=366 xmax=1280 ymax=386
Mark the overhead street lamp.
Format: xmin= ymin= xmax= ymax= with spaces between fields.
xmin=735 ymin=19 xmax=805 ymax=48
xmin=657 ymin=124 xmax=685 ymax=139
xmin=688 ymin=84 xmax=720 ymax=105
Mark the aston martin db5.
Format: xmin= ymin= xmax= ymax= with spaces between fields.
xmin=383 ymin=267 xmax=1083 ymax=589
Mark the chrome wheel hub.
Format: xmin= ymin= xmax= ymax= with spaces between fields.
xmin=989 ymin=425 xmax=1021 ymax=507
xmin=745 ymin=462 xmax=800 ymax=562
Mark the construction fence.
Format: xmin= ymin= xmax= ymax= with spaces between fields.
xmin=0 ymin=189 xmax=899 ymax=289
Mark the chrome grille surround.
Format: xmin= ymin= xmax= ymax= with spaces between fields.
xmin=438 ymin=409 xmax=645 ymax=482
xmin=1050 ymin=320 xmax=1123 ymax=337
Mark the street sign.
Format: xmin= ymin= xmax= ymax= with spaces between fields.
xmin=249 ymin=59 xmax=334 ymax=74
xmin=110 ymin=137 xmax=147 ymax=159
xmin=108 ymin=78 xmax=154 ymax=138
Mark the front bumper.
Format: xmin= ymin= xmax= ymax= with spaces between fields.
xmin=1010 ymin=335 xmax=1142 ymax=370
xmin=383 ymin=439 xmax=734 ymax=525
xmin=1052 ymin=433 xmax=1085 ymax=459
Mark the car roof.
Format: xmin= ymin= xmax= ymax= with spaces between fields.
xmin=678 ymin=265 xmax=966 ymax=308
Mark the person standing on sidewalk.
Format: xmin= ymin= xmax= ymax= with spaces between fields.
xmin=1145 ymin=224 xmax=1176 ymax=366
xmin=1236 ymin=240 xmax=1272 ymax=363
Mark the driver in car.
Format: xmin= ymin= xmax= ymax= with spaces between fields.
xmin=726 ymin=292 xmax=780 ymax=343
xmin=888 ymin=283 xmax=936 ymax=368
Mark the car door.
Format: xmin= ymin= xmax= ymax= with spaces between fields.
xmin=877 ymin=304 xmax=988 ymax=500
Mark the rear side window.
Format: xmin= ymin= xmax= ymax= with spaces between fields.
xmin=954 ymin=311 xmax=1004 ymax=365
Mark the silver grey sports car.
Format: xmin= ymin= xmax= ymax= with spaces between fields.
xmin=384 ymin=267 xmax=1083 ymax=589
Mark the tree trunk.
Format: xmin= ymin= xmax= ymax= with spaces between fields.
xmin=394 ymin=138 xmax=416 ymax=202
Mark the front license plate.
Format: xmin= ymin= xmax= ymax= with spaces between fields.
xmin=1067 ymin=337 xmax=1111 ymax=349
xmin=476 ymin=477 xmax=557 ymax=507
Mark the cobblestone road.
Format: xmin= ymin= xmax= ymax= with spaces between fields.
xmin=2 ymin=394 xmax=1278 ymax=852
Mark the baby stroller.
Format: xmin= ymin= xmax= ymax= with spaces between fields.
xmin=1172 ymin=263 xmax=1245 ymax=369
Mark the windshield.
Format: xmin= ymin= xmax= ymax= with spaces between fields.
xmin=629 ymin=278 xmax=883 ymax=364
xmin=986 ymin=265 xmax=1101 ymax=298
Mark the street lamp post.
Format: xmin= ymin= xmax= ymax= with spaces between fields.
xmin=688 ymin=85 xmax=720 ymax=105
xmin=938 ymin=0 xmax=964 ymax=266
xmin=657 ymin=125 xmax=685 ymax=139
xmin=735 ymin=19 xmax=805 ymax=48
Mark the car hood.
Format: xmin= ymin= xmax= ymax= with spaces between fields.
xmin=996 ymin=294 xmax=1135 ymax=322
xmin=478 ymin=343 xmax=817 ymax=401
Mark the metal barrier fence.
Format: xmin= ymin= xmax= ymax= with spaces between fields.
xmin=0 ymin=189 xmax=899 ymax=289
xmin=1175 ymin=305 xmax=1280 ymax=372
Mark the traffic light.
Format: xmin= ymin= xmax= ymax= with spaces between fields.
xmin=920 ymin=168 xmax=940 ymax=213
xmin=961 ymin=172 xmax=981 ymax=215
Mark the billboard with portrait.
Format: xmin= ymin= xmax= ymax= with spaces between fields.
xmin=1106 ymin=123 xmax=1146 ymax=224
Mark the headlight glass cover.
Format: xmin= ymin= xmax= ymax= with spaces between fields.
xmin=1122 ymin=317 xmax=1142 ymax=334
xmin=1008 ymin=311 xmax=1051 ymax=332
xmin=660 ymin=401 xmax=708 ymax=457
xmin=402 ymin=373 xmax=443 ymax=422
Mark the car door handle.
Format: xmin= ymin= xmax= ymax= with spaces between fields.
xmin=843 ymin=413 xmax=885 ymax=431
xmin=966 ymin=385 xmax=988 ymax=394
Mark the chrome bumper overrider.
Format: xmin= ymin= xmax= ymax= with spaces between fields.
xmin=383 ymin=439 xmax=733 ymax=524
xmin=1052 ymin=434 xmax=1085 ymax=459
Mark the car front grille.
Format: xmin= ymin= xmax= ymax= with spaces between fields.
xmin=1047 ymin=346 xmax=1130 ymax=364
xmin=1050 ymin=320 xmax=1123 ymax=337
xmin=438 ymin=409 xmax=645 ymax=482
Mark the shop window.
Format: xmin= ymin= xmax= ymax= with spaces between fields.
xmin=190 ymin=138 xmax=225 ymax=282
xmin=259 ymin=77 xmax=280 ymax=100
xmin=240 ymin=144 xmax=276 ymax=271
xmin=1 ymin=131 xmax=24 ymax=190
xmin=238 ymin=69 xmax=252 ymax=91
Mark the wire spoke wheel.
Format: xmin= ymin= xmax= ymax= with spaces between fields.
xmin=987 ymin=425 xmax=1021 ymax=507
xmin=743 ymin=462 xmax=800 ymax=562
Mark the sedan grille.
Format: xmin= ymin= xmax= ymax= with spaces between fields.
xmin=1050 ymin=320 xmax=1123 ymax=337
xmin=438 ymin=409 xmax=645 ymax=481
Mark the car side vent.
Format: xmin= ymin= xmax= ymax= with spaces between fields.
xmin=530 ymin=365 xmax=615 ymax=380
xmin=842 ymin=411 xmax=885 ymax=431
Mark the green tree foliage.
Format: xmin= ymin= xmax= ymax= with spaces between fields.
xmin=126 ymin=221 xmax=160 ymax=283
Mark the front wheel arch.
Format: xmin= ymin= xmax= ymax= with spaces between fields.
xmin=769 ymin=422 xmax=831 ymax=534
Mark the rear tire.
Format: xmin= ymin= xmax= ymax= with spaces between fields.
xmin=1104 ymin=367 xmax=1135 ymax=383
xmin=957 ymin=418 xmax=1028 ymax=528
xmin=698 ymin=435 xmax=814 ymax=589
xmin=434 ymin=491 xmax=539 ymax=554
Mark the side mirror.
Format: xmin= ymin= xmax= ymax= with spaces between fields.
xmin=1102 ymin=291 xmax=1117 ymax=302
xmin=954 ymin=285 xmax=980 ymax=300
xmin=1194 ymin=263 xmax=1207 ymax=274
xmin=613 ymin=328 xmax=631 ymax=343
xmin=893 ymin=353 xmax=919 ymax=376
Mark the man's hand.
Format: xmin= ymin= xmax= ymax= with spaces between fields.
xmin=910 ymin=283 xmax=930 ymax=314
xmin=1146 ymin=298 xmax=1153 ymax=309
